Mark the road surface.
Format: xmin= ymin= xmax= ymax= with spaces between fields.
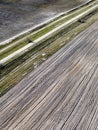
xmin=0 ymin=21 xmax=98 ymax=130
xmin=1 ymin=4 xmax=98 ymax=65
xmin=0 ymin=0 xmax=93 ymax=46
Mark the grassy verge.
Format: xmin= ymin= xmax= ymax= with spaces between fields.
xmin=0 ymin=0 xmax=96 ymax=59
xmin=0 ymin=10 xmax=98 ymax=96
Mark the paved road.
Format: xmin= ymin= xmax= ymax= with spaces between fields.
xmin=1 ymin=3 xmax=98 ymax=65
xmin=0 ymin=0 xmax=92 ymax=46
xmin=0 ymin=21 xmax=98 ymax=130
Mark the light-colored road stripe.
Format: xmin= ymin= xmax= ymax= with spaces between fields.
xmin=0 ymin=4 xmax=98 ymax=65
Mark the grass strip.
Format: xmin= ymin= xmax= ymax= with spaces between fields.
xmin=0 ymin=10 xmax=98 ymax=96
xmin=0 ymin=1 xmax=96 ymax=59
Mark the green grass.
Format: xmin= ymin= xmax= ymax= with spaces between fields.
xmin=0 ymin=0 xmax=96 ymax=59
xmin=0 ymin=10 xmax=98 ymax=96
xmin=1 ymin=24 xmax=75 ymax=77
xmin=30 ymin=5 xmax=90 ymax=40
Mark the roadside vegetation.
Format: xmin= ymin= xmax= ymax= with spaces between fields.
xmin=0 ymin=8 xmax=98 ymax=96
xmin=0 ymin=0 xmax=97 ymax=61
